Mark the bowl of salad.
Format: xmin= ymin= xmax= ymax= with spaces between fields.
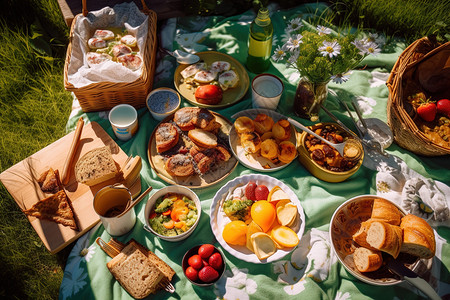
xmin=144 ymin=185 xmax=201 ymax=241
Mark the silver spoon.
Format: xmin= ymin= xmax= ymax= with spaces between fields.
xmin=160 ymin=48 xmax=200 ymax=64
xmin=288 ymin=117 xmax=363 ymax=162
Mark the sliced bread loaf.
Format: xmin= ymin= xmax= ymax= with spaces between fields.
xmin=353 ymin=247 xmax=383 ymax=273
xmin=107 ymin=242 xmax=164 ymax=299
xmin=400 ymin=214 xmax=436 ymax=259
xmin=366 ymin=220 xmax=403 ymax=259
xmin=75 ymin=147 xmax=118 ymax=186
xmin=188 ymin=129 xmax=217 ymax=148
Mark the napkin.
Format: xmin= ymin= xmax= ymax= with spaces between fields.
xmin=371 ymin=154 xmax=450 ymax=227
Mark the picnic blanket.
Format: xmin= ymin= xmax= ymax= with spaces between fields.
xmin=59 ymin=3 xmax=450 ymax=300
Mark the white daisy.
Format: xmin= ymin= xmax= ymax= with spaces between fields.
xmin=287 ymin=49 xmax=300 ymax=66
xmin=286 ymin=17 xmax=303 ymax=33
xmin=60 ymin=265 xmax=88 ymax=299
xmin=365 ymin=41 xmax=381 ymax=55
xmin=319 ymin=40 xmax=341 ymax=58
xmin=316 ymin=25 xmax=332 ymax=35
xmin=272 ymin=44 xmax=288 ymax=62
xmin=214 ymin=267 xmax=257 ymax=300
xmin=367 ymin=33 xmax=386 ymax=47
xmin=331 ymin=72 xmax=351 ymax=84
xmin=286 ymin=34 xmax=303 ymax=51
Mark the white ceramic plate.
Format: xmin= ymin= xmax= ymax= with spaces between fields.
xmin=229 ymin=109 xmax=298 ymax=172
xmin=210 ymin=174 xmax=306 ymax=264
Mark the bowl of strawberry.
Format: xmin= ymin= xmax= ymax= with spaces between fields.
xmin=182 ymin=244 xmax=225 ymax=286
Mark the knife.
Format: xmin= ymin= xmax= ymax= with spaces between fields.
xmin=387 ymin=259 xmax=441 ymax=300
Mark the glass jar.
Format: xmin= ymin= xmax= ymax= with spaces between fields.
xmin=293 ymin=77 xmax=329 ymax=122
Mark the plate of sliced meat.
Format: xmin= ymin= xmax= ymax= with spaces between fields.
xmin=148 ymin=107 xmax=238 ymax=188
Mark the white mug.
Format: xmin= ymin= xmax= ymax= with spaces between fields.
xmin=93 ymin=185 xmax=136 ymax=236
xmin=108 ymin=104 xmax=138 ymax=141
xmin=251 ymin=74 xmax=284 ymax=110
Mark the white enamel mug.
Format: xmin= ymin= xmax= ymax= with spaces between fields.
xmin=108 ymin=104 xmax=139 ymax=141
xmin=251 ymin=73 xmax=284 ymax=110
xmin=93 ymin=185 xmax=136 ymax=236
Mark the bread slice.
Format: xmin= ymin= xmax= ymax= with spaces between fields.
xmin=75 ymin=147 xmax=118 ymax=186
xmin=188 ymin=129 xmax=217 ymax=148
xmin=353 ymin=247 xmax=383 ymax=272
xmin=400 ymin=214 xmax=436 ymax=259
xmin=155 ymin=123 xmax=179 ymax=153
xmin=366 ymin=220 xmax=403 ymax=258
xmin=37 ymin=168 xmax=62 ymax=193
xmin=371 ymin=198 xmax=402 ymax=225
xmin=107 ymin=243 xmax=164 ymax=299
xmin=352 ymin=219 xmax=378 ymax=250
xmin=173 ymin=107 xmax=199 ymax=131
xmin=165 ymin=154 xmax=195 ymax=177
xmin=24 ymin=190 xmax=78 ymax=230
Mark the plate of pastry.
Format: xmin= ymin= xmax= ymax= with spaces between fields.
xmin=174 ymin=51 xmax=250 ymax=108
xmin=210 ymin=174 xmax=306 ymax=263
xmin=148 ymin=107 xmax=238 ymax=188
xmin=229 ymin=109 xmax=298 ymax=172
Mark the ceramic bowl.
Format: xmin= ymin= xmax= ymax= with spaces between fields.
xmin=143 ymin=185 xmax=201 ymax=242
xmin=146 ymin=87 xmax=181 ymax=121
xmin=182 ymin=244 xmax=226 ymax=287
xmin=297 ymin=122 xmax=363 ymax=182
xmin=329 ymin=195 xmax=430 ymax=286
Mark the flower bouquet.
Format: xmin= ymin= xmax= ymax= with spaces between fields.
xmin=272 ymin=18 xmax=383 ymax=121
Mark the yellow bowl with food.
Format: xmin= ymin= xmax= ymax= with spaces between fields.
xmin=297 ymin=122 xmax=363 ymax=182
xmin=144 ymin=185 xmax=201 ymax=241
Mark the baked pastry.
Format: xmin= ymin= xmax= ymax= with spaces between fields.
xmin=88 ymin=37 xmax=107 ymax=49
xmin=400 ymin=214 xmax=436 ymax=259
xmin=371 ymin=198 xmax=402 ymax=225
xmin=234 ymin=116 xmax=255 ymax=134
xmin=194 ymin=108 xmax=216 ymax=130
xmin=120 ymin=34 xmax=137 ymax=48
xmin=195 ymin=85 xmax=223 ymax=105
xmin=75 ymin=147 xmax=119 ymax=186
xmin=112 ymin=44 xmax=132 ymax=58
xmin=107 ymin=242 xmax=164 ymax=298
xmin=272 ymin=119 xmax=291 ymax=141
xmin=188 ymin=129 xmax=217 ymax=149
xmin=253 ymin=114 xmax=274 ymax=134
xmin=86 ymin=52 xmax=112 ymax=67
xmin=353 ymin=247 xmax=383 ymax=273
xmin=240 ymin=132 xmax=261 ymax=154
xmin=278 ymin=141 xmax=297 ymax=163
xmin=260 ymin=139 xmax=278 ymax=160
xmin=165 ymin=154 xmax=195 ymax=177
xmin=93 ymin=29 xmax=115 ymax=40
xmin=155 ymin=123 xmax=179 ymax=153
xmin=24 ymin=190 xmax=78 ymax=230
xmin=37 ymin=168 xmax=62 ymax=194
xmin=173 ymin=107 xmax=199 ymax=131
xmin=366 ymin=220 xmax=403 ymax=258
xmin=117 ymin=54 xmax=143 ymax=71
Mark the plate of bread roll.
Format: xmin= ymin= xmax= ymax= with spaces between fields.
xmin=174 ymin=51 xmax=250 ymax=108
xmin=148 ymin=107 xmax=238 ymax=188
xmin=330 ymin=195 xmax=435 ymax=286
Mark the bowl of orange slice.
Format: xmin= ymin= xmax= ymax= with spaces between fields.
xmin=210 ymin=174 xmax=306 ymax=263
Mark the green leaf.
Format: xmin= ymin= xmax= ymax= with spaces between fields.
xmin=29 ymin=35 xmax=52 ymax=57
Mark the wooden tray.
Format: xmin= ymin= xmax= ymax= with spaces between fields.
xmin=148 ymin=111 xmax=238 ymax=188
xmin=0 ymin=121 xmax=141 ymax=254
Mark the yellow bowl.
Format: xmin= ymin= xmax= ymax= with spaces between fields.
xmin=297 ymin=122 xmax=363 ymax=183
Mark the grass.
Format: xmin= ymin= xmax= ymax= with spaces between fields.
xmin=0 ymin=0 xmax=449 ymax=299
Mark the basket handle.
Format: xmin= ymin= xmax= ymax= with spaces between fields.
xmin=82 ymin=0 xmax=150 ymax=16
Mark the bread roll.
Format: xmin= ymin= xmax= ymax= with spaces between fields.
xmin=371 ymin=198 xmax=402 ymax=225
xmin=352 ymin=219 xmax=378 ymax=250
xmin=366 ymin=220 xmax=403 ymax=258
xmin=75 ymin=147 xmax=118 ymax=186
xmin=188 ymin=129 xmax=217 ymax=148
xmin=155 ymin=123 xmax=179 ymax=153
xmin=353 ymin=247 xmax=383 ymax=272
xmin=400 ymin=214 xmax=436 ymax=259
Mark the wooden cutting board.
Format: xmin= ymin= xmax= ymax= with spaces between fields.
xmin=0 ymin=121 xmax=141 ymax=254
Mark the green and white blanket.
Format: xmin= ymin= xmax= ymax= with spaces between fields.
xmin=60 ymin=3 xmax=450 ymax=300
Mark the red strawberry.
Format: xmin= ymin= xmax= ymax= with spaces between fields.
xmin=255 ymin=185 xmax=269 ymax=200
xmin=437 ymin=99 xmax=450 ymax=118
xmin=417 ymin=101 xmax=437 ymax=122
xmin=185 ymin=266 xmax=199 ymax=282
xmin=208 ymin=252 xmax=223 ymax=271
xmin=245 ymin=181 xmax=257 ymax=200
xmin=198 ymin=244 xmax=215 ymax=259
xmin=198 ymin=266 xmax=219 ymax=283
xmin=188 ymin=254 xmax=203 ymax=270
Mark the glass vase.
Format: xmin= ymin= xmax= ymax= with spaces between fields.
xmin=293 ymin=77 xmax=329 ymax=122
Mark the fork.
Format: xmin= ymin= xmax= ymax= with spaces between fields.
xmin=96 ymin=237 xmax=121 ymax=258
xmin=158 ymin=277 xmax=175 ymax=293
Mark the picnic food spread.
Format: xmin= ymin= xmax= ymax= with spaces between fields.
xmin=2 ymin=2 xmax=449 ymax=300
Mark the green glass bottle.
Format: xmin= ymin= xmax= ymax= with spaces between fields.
xmin=246 ymin=7 xmax=273 ymax=74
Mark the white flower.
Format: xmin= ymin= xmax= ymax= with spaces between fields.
xmin=317 ymin=25 xmax=332 ymax=35
xmin=287 ymin=17 xmax=303 ymax=33
xmin=60 ymin=265 xmax=88 ymax=300
xmin=354 ymin=96 xmax=377 ymax=115
xmin=287 ymin=49 xmax=300 ymax=66
xmin=369 ymin=71 xmax=389 ymax=88
xmin=351 ymin=38 xmax=368 ymax=54
xmin=286 ymin=34 xmax=303 ymax=51
xmin=367 ymin=33 xmax=386 ymax=47
xmin=214 ymin=267 xmax=257 ymax=300
xmin=335 ymin=291 xmax=351 ymax=300
xmin=319 ymin=40 xmax=341 ymax=58
xmin=272 ymin=44 xmax=288 ymax=62
xmin=365 ymin=41 xmax=381 ymax=55
xmin=331 ymin=72 xmax=351 ymax=84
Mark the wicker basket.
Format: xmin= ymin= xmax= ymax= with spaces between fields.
xmin=386 ymin=37 xmax=450 ymax=156
xmin=63 ymin=0 xmax=157 ymax=112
